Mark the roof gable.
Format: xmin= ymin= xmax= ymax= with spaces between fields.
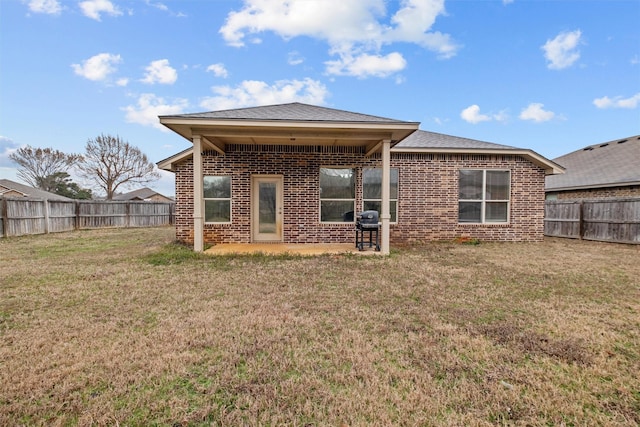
xmin=546 ymin=135 xmax=640 ymax=191
xmin=161 ymin=102 xmax=409 ymax=124
xmin=159 ymin=102 xmax=420 ymax=155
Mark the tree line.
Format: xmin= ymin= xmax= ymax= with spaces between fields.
xmin=9 ymin=134 xmax=160 ymax=200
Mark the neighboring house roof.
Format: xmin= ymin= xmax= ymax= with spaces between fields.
xmin=0 ymin=179 xmax=72 ymax=201
xmin=157 ymin=103 xmax=563 ymax=175
xmin=545 ymin=135 xmax=640 ymax=191
xmin=112 ymin=187 xmax=172 ymax=201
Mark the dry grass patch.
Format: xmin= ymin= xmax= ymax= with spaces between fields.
xmin=1 ymin=229 xmax=639 ymax=426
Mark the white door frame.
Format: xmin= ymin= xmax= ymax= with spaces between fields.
xmin=251 ymin=175 xmax=284 ymax=242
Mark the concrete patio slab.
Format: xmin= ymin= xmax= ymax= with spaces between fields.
xmin=204 ymin=243 xmax=381 ymax=256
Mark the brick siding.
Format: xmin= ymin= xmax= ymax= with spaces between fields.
xmin=173 ymin=145 xmax=546 ymax=245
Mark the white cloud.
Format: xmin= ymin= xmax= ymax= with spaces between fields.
xmin=0 ymin=136 xmax=20 ymax=167
xmin=384 ymin=1 xmax=458 ymax=59
xmin=460 ymin=105 xmax=508 ymax=124
xmin=220 ymin=0 xmax=382 ymax=47
xmin=206 ymin=63 xmax=229 ymax=78
xmin=26 ymin=0 xmax=62 ymax=15
xmin=145 ymin=0 xmax=168 ymax=12
xmin=71 ymin=53 xmax=122 ymax=81
xmin=219 ymin=0 xmax=458 ymax=78
xmin=461 ymin=105 xmax=490 ymax=124
xmin=122 ymin=93 xmax=188 ymax=130
xmin=144 ymin=0 xmax=186 ymax=17
xmin=200 ymin=78 xmax=329 ymax=111
xmin=288 ymin=51 xmax=304 ymax=66
xmin=519 ymin=103 xmax=555 ymax=122
xmin=325 ymin=51 xmax=407 ymax=78
xmin=593 ymin=93 xmax=640 ymax=109
xmin=116 ymin=78 xmax=129 ymax=87
xmin=542 ymin=30 xmax=582 ymax=70
xmin=141 ymin=59 xmax=178 ymax=85
xmin=494 ymin=109 xmax=510 ymax=123
xmin=79 ymin=0 xmax=122 ymax=21
xmin=503 ymin=0 xmax=514 ymax=4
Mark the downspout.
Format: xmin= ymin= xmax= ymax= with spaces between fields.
xmin=381 ymin=139 xmax=391 ymax=255
xmin=193 ymin=135 xmax=204 ymax=252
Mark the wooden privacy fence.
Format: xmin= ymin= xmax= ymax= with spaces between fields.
xmin=544 ymin=198 xmax=640 ymax=244
xmin=0 ymin=198 xmax=175 ymax=238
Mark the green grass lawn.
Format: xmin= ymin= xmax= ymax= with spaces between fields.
xmin=1 ymin=227 xmax=639 ymax=426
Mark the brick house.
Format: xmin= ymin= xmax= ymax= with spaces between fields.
xmin=545 ymin=135 xmax=640 ymax=200
xmin=158 ymin=103 xmax=563 ymax=253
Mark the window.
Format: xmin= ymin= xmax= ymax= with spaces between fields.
xmin=320 ymin=168 xmax=355 ymax=222
xmin=458 ymin=170 xmax=510 ymax=223
xmin=363 ymin=167 xmax=399 ymax=222
xmin=204 ymin=176 xmax=231 ymax=223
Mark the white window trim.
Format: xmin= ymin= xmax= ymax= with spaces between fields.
xmin=319 ymin=166 xmax=356 ymax=223
xmin=204 ymin=176 xmax=232 ymax=224
xmin=458 ymin=169 xmax=511 ymax=224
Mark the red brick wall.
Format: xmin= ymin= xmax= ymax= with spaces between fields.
xmin=173 ymin=145 xmax=546 ymax=245
xmin=392 ymin=152 xmax=545 ymax=243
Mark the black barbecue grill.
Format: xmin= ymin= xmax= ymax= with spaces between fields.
xmin=355 ymin=210 xmax=380 ymax=251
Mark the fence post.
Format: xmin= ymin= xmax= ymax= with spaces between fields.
xmin=1 ymin=198 xmax=7 ymax=238
xmin=44 ymin=199 xmax=50 ymax=234
xmin=578 ymin=201 xmax=584 ymax=240
xmin=75 ymin=201 xmax=80 ymax=230
xmin=126 ymin=201 xmax=131 ymax=228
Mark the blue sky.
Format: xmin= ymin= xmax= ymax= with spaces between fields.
xmin=1 ymin=0 xmax=639 ymax=197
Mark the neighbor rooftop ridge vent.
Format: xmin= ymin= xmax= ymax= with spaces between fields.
xmin=617 ymin=139 xmax=627 ymax=144
xmin=583 ymin=146 xmax=594 ymax=151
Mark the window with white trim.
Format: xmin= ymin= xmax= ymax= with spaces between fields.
xmin=458 ymin=170 xmax=510 ymax=223
xmin=204 ymin=176 xmax=231 ymax=223
xmin=320 ymin=168 xmax=355 ymax=222
xmin=363 ymin=167 xmax=398 ymax=222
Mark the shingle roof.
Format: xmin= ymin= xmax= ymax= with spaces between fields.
xmin=158 ymin=103 xmax=563 ymax=175
xmin=0 ymin=179 xmax=72 ymax=201
xmin=545 ymin=135 xmax=640 ymax=191
xmin=395 ymin=130 xmax=518 ymax=150
xmin=113 ymin=188 xmax=170 ymax=201
xmin=113 ymin=188 xmax=156 ymax=200
xmin=161 ymin=102 xmax=413 ymax=124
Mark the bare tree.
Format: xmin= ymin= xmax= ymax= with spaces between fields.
xmin=77 ymin=134 xmax=160 ymax=200
xmin=9 ymin=146 xmax=82 ymax=192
